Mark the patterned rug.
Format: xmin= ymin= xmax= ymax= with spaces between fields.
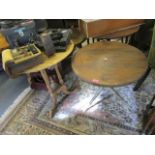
xmin=1 ymin=72 xmax=155 ymax=135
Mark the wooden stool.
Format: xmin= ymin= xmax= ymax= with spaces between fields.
xmin=24 ymin=41 xmax=74 ymax=117
xmin=72 ymin=41 xmax=148 ymax=112
xmin=2 ymin=41 xmax=74 ymax=118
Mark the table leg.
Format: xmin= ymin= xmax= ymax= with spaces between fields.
xmin=143 ymin=109 xmax=155 ymax=134
xmin=73 ymin=77 xmax=81 ymax=91
xmin=121 ymin=37 xmax=124 ymax=43
xmin=87 ymin=38 xmax=90 ymax=44
xmin=40 ymin=69 xmax=57 ymax=117
xmin=148 ymin=125 xmax=155 ymax=135
xmin=85 ymin=94 xmax=112 ymax=112
xmin=125 ymin=36 xmax=129 ymax=44
xmin=88 ymin=87 xmax=103 ymax=105
xmin=27 ymin=73 xmax=32 ymax=85
xmin=111 ymin=87 xmax=127 ymax=103
xmin=133 ymin=66 xmax=151 ymax=91
xmin=54 ymin=65 xmax=70 ymax=94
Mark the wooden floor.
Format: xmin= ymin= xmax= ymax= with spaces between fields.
xmin=0 ymin=71 xmax=29 ymax=116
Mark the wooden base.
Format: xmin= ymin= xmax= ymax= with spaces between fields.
xmin=26 ymin=65 xmax=80 ymax=118
xmin=39 ymin=65 xmax=70 ymax=118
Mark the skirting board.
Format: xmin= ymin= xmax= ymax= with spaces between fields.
xmin=0 ymin=87 xmax=34 ymax=132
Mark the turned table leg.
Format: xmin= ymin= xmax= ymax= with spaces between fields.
xmin=27 ymin=73 xmax=32 ymax=86
xmin=54 ymin=65 xmax=70 ymax=94
xmin=40 ymin=69 xmax=57 ymax=117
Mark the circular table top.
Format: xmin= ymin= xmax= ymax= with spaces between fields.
xmin=72 ymin=41 xmax=148 ymax=87
xmin=24 ymin=41 xmax=74 ymax=74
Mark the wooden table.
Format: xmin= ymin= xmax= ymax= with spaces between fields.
xmin=97 ymin=26 xmax=140 ymax=39
xmin=24 ymin=41 xmax=74 ymax=117
xmin=79 ymin=19 xmax=144 ymax=38
xmin=72 ymin=41 xmax=148 ymax=87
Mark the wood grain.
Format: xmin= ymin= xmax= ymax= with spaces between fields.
xmin=79 ymin=19 xmax=144 ymax=37
xmin=72 ymin=41 xmax=148 ymax=87
xmin=97 ymin=26 xmax=140 ymax=39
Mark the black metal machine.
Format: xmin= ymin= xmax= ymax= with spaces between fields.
xmin=43 ymin=29 xmax=72 ymax=52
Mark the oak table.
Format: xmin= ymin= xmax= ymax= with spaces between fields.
xmin=72 ymin=41 xmax=148 ymax=106
xmin=98 ymin=26 xmax=139 ymax=39
xmin=24 ymin=41 xmax=74 ymax=117
xmin=93 ymin=26 xmax=140 ymax=44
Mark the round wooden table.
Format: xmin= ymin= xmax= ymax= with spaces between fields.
xmin=24 ymin=41 xmax=74 ymax=74
xmin=24 ymin=41 xmax=74 ymax=117
xmin=72 ymin=41 xmax=148 ymax=87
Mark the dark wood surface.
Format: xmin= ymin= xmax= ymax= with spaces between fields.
xmin=79 ymin=19 xmax=144 ymax=37
xmin=72 ymin=41 xmax=148 ymax=87
xmin=97 ymin=26 xmax=139 ymax=39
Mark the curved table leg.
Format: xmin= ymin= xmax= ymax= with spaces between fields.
xmin=40 ymin=69 xmax=57 ymax=118
xmin=54 ymin=65 xmax=70 ymax=94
